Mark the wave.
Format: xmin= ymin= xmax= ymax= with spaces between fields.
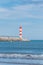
xmin=0 ymin=53 xmax=43 ymax=59
xmin=0 ymin=61 xmax=42 ymax=65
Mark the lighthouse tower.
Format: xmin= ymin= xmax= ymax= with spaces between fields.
xmin=19 ymin=26 xmax=22 ymax=40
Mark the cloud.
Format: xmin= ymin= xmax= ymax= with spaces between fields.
xmin=0 ymin=4 xmax=43 ymax=19
xmin=0 ymin=8 xmax=10 ymax=19
xmin=11 ymin=4 xmax=43 ymax=19
xmin=0 ymin=8 xmax=8 ymax=12
xmin=28 ymin=15 xmax=43 ymax=19
xmin=0 ymin=4 xmax=32 ymax=19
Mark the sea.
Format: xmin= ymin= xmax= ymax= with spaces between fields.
xmin=0 ymin=40 xmax=43 ymax=65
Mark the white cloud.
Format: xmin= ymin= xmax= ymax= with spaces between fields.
xmin=28 ymin=15 xmax=43 ymax=19
xmin=9 ymin=4 xmax=43 ymax=19
xmin=0 ymin=8 xmax=10 ymax=19
xmin=0 ymin=4 xmax=43 ymax=19
xmin=0 ymin=8 xmax=8 ymax=12
xmin=0 ymin=4 xmax=32 ymax=19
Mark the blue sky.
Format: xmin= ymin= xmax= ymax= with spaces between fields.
xmin=0 ymin=0 xmax=43 ymax=40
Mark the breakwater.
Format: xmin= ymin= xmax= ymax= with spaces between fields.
xmin=0 ymin=36 xmax=20 ymax=41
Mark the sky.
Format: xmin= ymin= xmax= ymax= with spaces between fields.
xmin=0 ymin=0 xmax=43 ymax=40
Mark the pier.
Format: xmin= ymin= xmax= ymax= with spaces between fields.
xmin=0 ymin=36 xmax=21 ymax=41
xmin=0 ymin=26 xmax=28 ymax=41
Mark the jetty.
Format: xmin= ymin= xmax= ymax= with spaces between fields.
xmin=0 ymin=36 xmax=28 ymax=41
xmin=0 ymin=26 xmax=28 ymax=41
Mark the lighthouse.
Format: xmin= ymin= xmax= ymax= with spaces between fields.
xmin=19 ymin=26 xmax=22 ymax=40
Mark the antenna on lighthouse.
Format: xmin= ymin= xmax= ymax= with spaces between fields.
xmin=19 ymin=26 xmax=22 ymax=40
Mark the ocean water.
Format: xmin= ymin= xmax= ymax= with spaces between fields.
xmin=0 ymin=40 xmax=43 ymax=65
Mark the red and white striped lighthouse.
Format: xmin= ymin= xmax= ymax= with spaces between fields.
xmin=19 ymin=26 xmax=22 ymax=40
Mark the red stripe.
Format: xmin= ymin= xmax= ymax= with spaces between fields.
xmin=20 ymin=31 xmax=22 ymax=32
xmin=19 ymin=34 xmax=22 ymax=35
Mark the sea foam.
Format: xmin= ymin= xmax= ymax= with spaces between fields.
xmin=0 ymin=53 xmax=43 ymax=59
